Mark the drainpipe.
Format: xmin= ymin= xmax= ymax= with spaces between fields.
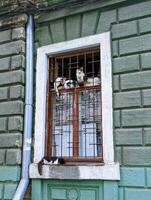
xmin=13 ymin=15 xmax=34 ymax=200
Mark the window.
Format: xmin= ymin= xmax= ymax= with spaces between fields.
xmin=46 ymin=48 xmax=102 ymax=162
xmin=31 ymin=33 xmax=120 ymax=180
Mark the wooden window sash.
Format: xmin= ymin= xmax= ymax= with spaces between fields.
xmin=73 ymin=88 xmax=79 ymax=158
xmin=45 ymin=85 xmax=102 ymax=162
xmin=45 ymin=47 xmax=102 ymax=162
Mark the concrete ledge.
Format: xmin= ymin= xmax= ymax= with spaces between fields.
xmin=30 ymin=162 xmax=120 ymax=180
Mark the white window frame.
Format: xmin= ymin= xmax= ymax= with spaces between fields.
xmin=30 ymin=32 xmax=120 ymax=180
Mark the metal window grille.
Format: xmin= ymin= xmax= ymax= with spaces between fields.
xmin=46 ymin=48 xmax=102 ymax=162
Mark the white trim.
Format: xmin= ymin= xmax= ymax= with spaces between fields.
xmin=32 ymin=32 xmax=120 ymax=180
xmin=30 ymin=163 xmax=120 ymax=180
xmin=34 ymin=53 xmax=48 ymax=161
xmin=101 ymin=33 xmax=114 ymax=163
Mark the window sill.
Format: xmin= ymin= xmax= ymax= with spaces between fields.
xmin=29 ymin=162 xmax=120 ymax=180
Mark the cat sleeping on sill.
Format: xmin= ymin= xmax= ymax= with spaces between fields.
xmin=38 ymin=156 xmax=65 ymax=175
xmin=85 ymin=77 xmax=100 ymax=86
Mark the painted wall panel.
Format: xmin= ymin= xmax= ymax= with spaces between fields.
xmin=32 ymin=180 xmax=104 ymax=200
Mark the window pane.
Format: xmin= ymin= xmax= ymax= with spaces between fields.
xmin=52 ymin=92 xmax=73 ymax=157
xmin=79 ymin=88 xmax=102 ymax=157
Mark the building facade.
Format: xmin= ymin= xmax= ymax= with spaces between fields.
xmin=0 ymin=0 xmax=151 ymax=199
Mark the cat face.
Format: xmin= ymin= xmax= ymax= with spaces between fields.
xmin=76 ymin=67 xmax=83 ymax=75
xmin=76 ymin=67 xmax=85 ymax=83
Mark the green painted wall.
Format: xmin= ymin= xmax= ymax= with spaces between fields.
xmin=0 ymin=27 xmax=25 ymax=199
xmin=0 ymin=0 xmax=150 ymax=199
xmin=33 ymin=0 xmax=151 ymax=199
xmin=32 ymin=180 xmax=119 ymax=200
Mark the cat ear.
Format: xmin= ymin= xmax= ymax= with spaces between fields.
xmin=80 ymin=67 xmax=83 ymax=72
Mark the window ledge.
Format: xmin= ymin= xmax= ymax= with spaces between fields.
xmin=29 ymin=162 xmax=120 ymax=180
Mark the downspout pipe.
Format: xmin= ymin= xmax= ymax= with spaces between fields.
xmin=13 ymin=15 xmax=34 ymax=200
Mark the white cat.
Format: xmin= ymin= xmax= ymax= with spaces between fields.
xmin=85 ymin=77 xmax=100 ymax=86
xmin=76 ymin=67 xmax=85 ymax=86
xmin=64 ymin=80 xmax=75 ymax=89
xmin=76 ymin=67 xmax=100 ymax=86
xmin=54 ymin=77 xmax=66 ymax=97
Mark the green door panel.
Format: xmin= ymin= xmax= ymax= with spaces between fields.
xmin=80 ymin=189 xmax=97 ymax=200
xmin=50 ymin=187 xmax=98 ymax=200
xmin=51 ymin=188 xmax=66 ymax=199
xmin=32 ymin=180 xmax=119 ymax=200
xmin=32 ymin=180 xmax=104 ymax=200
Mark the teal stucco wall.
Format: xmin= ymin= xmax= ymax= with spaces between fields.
xmin=0 ymin=26 xmax=25 ymax=199
xmin=3 ymin=0 xmax=151 ymax=199
xmin=33 ymin=0 xmax=151 ymax=199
